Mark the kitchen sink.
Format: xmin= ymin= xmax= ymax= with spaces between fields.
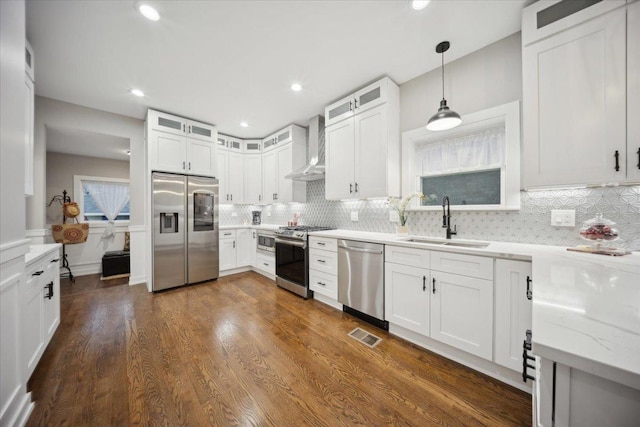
xmin=400 ymin=237 xmax=490 ymax=249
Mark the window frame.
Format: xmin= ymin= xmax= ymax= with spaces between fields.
xmin=73 ymin=175 xmax=130 ymax=227
xmin=401 ymin=100 xmax=521 ymax=211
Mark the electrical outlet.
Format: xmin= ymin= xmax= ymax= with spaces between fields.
xmin=551 ymin=209 xmax=575 ymax=227
xmin=231 ymin=212 xmax=238 ymax=217
xmin=267 ymin=212 xmax=271 ymax=217
xmin=389 ymin=211 xmax=399 ymax=222
xmin=351 ymin=211 xmax=359 ymax=222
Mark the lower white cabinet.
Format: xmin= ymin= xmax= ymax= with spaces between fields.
xmin=219 ymin=230 xmax=237 ymax=271
xmin=23 ymin=248 xmax=60 ymax=380
xmin=430 ymin=271 xmax=493 ymax=360
xmin=255 ymin=253 xmax=275 ymax=276
xmin=494 ymin=259 xmax=532 ymax=371
xmin=236 ymin=229 xmax=253 ymax=268
xmin=384 ymin=263 xmax=430 ymax=336
xmin=309 ymin=237 xmax=338 ymax=300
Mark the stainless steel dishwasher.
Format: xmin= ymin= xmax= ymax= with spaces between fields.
xmin=337 ymin=239 xmax=387 ymax=330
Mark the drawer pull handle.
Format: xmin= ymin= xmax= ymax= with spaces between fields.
xmin=50 ymin=258 xmax=60 ymax=263
xmin=32 ymin=270 xmax=44 ymax=276
xmin=317 ymin=242 xmax=325 ymax=246
xmin=317 ymin=259 xmax=326 ymax=263
xmin=317 ymin=281 xmax=326 ymax=286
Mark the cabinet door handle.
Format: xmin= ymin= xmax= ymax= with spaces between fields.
xmin=355 ymin=182 xmax=359 ymax=193
xmin=44 ymin=281 xmax=53 ymax=299
xmin=188 ymin=125 xmax=191 ymax=134
xmin=183 ymin=161 xmax=186 ymax=170
xmin=637 ymin=147 xmax=640 ymax=170
xmin=188 ymin=162 xmax=191 ymax=170
xmin=233 ymin=241 xmax=235 ymax=248
xmin=253 ymin=232 xmax=256 ymax=238
xmin=354 ymin=98 xmax=358 ymax=109
xmin=259 ymin=194 xmax=261 ymax=201
xmin=432 ymin=278 xmax=436 ymax=294
xmin=32 ymin=270 xmax=44 ymax=276
xmin=349 ymin=100 xmax=353 ymax=111
xmin=614 ymin=150 xmax=620 ymax=172
xmin=350 ymin=183 xmax=353 ymax=194
xmin=423 ymin=275 xmax=426 ymax=292
xmin=275 ymin=193 xmax=278 ymax=200
xmin=230 ymin=194 xmax=233 ymax=201
xmin=183 ymin=124 xmax=185 ymax=132
xmin=526 ymin=276 xmax=533 ymax=301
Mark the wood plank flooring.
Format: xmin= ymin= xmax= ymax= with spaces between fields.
xmin=27 ymin=272 xmax=531 ymax=426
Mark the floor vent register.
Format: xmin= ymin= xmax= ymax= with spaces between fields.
xmin=348 ymin=327 xmax=382 ymax=348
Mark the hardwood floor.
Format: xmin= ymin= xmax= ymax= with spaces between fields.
xmin=27 ymin=272 xmax=531 ymax=426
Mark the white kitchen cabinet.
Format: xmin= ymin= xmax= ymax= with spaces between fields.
xmin=494 ymin=259 xmax=532 ymax=372
xmin=236 ymin=229 xmax=253 ymax=267
xmin=309 ymin=237 xmax=338 ymax=300
xmin=147 ymin=109 xmax=217 ymax=176
xmin=23 ymin=248 xmax=60 ymax=381
xmin=430 ymin=270 xmax=493 ymax=360
xmin=255 ymin=253 xmax=275 ymax=276
xmin=243 ymin=153 xmax=263 ymax=204
xmin=522 ymin=2 xmax=630 ymax=188
xmin=244 ymin=139 xmax=262 ymax=154
xmin=325 ymin=78 xmax=391 ymax=127
xmin=628 ymin=1 xmax=640 ymax=182
xmin=249 ymin=230 xmax=258 ymax=267
xmin=217 ymin=149 xmax=243 ymax=204
xmin=325 ymin=77 xmax=399 ymax=200
xmin=261 ymin=133 xmax=306 ymax=204
xmin=219 ymin=230 xmax=237 ymax=271
xmin=384 ymin=262 xmax=430 ymax=336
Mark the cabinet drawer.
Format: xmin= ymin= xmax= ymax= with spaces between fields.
xmin=256 ymin=253 xmax=275 ymax=275
xmin=220 ymin=229 xmax=236 ymax=239
xmin=309 ymin=269 xmax=337 ymax=299
xmin=309 ymin=249 xmax=337 ymax=275
xmin=385 ymin=245 xmax=430 ymax=269
xmin=309 ymin=236 xmax=337 ymax=252
xmin=431 ymin=251 xmax=493 ymax=280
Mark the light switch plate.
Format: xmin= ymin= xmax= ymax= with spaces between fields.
xmin=551 ymin=209 xmax=575 ymax=227
xmin=389 ymin=211 xmax=399 ymax=222
xmin=351 ymin=211 xmax=359 ymax=222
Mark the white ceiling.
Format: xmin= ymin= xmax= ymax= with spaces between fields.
xmin=47 ymin=126 xmax=130 ymax=161
xmin=27 ymin=0 xmax=529 ymax=140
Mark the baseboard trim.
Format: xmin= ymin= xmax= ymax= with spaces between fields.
xmin=128 ymin=274 xmax=146 ymax=286
xmin=0 ymin=388 xmax=33 ymax=427
xmin=312 ymin=293 xmax=343 ymax=310
xmin=219 ymin=266 xmax=250 ymax=277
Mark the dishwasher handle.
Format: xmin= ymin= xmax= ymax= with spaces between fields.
xmin=338 ymin=245 xmax=383 ymax=255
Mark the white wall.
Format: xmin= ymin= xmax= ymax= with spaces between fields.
xmin=1 ymin=1 xmax=34 ymax=425
xmin=400 ymin=32 xmax=522 ymax=132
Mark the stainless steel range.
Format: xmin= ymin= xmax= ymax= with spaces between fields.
xmin=274 ymin=226 xmax=332 ymax=298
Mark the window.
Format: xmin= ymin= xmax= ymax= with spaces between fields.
xmin=73 ymin=175 xmax=130 ymax=225
xmin=401 ymin=101 xmax=521 ymax=211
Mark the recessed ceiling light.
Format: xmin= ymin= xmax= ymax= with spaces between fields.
xmin=131 ymin=88 xmax=145 ymax=97
xmin=291 ymin=83 xmax=302 ymax=92
xmin=411 ymin=0 xmax=430 ymax=11
xmin=240 ymin=121 xmax=249 ymax=128
xmin=139 ymin=4 xmax=160 ymax=21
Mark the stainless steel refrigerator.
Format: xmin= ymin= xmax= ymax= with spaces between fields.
xmin=152 ymin=172 xmax=219 ymax=291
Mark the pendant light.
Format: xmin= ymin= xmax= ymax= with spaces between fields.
xmin=426 ymin=41 xmax=461 ymax=131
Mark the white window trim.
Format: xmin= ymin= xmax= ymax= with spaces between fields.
xmin=401 ymin=100 xmax=521 ymax=211
xmin=73 ymin=175 xmax=130 ymax=228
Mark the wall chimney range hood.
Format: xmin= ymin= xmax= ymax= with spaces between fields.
xmin=285 ymin=115 xmax=325 ymax=181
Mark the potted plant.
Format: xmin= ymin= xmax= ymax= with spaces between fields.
xmin=388 ymin=192 xmax=425 ymax=234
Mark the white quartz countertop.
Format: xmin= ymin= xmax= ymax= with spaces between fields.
xmin=308 ymin=229 xmax=554 ymax=261
xmin=532 ymin=250 xmax=640 ymax=390
xmin=219 ymin=224 xmax=282 ymax=232
xmin=26 ymin=243 xmax=62 ymax=265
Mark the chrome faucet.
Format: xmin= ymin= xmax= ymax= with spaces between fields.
xmin=442 ymin=196 xmax=457 ymax=239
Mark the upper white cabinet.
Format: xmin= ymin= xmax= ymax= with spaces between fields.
xmin=243 ymin=153 xmax=263 ymax=204
xmin=628 ymin=1 xmax=640 ymax=182
xmin=325 ymin=77 xmax=400 ymax=200
xmin=243 ymin=139 xmax=262 ymax=154
xmin=261 ymin=125 xmax=306 ymax=203
xmin=494 ymin=259 xmax=532 ymax=372
xmin=147 ymin=109 xmax=217 ymax=176
xmin=217 ymin=149 xmax=243 ymax=204
xmin=25 ymin=40 xmax=35 ymax=196
xmin=522 ymin=1 xmax=637 ymax=188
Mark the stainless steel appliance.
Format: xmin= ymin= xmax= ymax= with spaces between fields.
xmin=274 ymin=226 xmax=332 ymax=298
xmin=337 ymin=239 xmax=387 ymax=330
xmin=152 ymin=172 xmax=219 ymax=291
xmin=252 ymin=210 xmax=262 ymax=225
xmin=257 ymin=230 xmax=275 ymax=254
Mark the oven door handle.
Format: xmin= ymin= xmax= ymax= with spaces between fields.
xmin=275 ymin=238 xmax=306 ymax=248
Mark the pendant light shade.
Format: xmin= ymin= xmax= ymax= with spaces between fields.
xmin=426 ymin=41 xmax=461 ymax=131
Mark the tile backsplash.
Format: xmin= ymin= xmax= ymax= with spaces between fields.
xmin=220 ymin=181 xmax=640 ymax=251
